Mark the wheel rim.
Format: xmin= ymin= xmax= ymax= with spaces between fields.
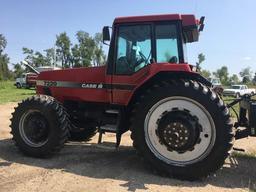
xmin=19 ymin=109 xmax=50 ymax=147
xmin=144 ymin=96 xmax=216 ymax=166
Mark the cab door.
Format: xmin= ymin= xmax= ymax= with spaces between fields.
xmin=111 ymin=24 xmax=153 ymax=105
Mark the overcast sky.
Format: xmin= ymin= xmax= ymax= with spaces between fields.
xmin=1 ymin=0 xmax=256 ymax=75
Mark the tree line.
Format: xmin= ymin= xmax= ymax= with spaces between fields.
xmin=0 ymin=31 xmax=106 ymax=79
xmin=0 ymin=34 xmax=11 ymax=80
xmin=197 ymin=53 xmax=256 ymax=86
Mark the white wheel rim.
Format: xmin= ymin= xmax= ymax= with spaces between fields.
xmin=144 ymin=96 xmax=216 ymax=166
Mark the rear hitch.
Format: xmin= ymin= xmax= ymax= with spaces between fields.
xmin=226 ymin=93 xmax=256 ymax=139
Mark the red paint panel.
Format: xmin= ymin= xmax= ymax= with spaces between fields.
xmin=37 ymin=66 xmax=110 ymax=103
xmin=37 ymin=63 xmax=194 ymax=105
xmin=112 ymin=63 xmax=192 ymax=105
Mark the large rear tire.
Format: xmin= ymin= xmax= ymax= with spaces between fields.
xmin=130 ymin=80 xmax=234 ymax=180
xmin=10 ymin=95 xmax=70 ymax=157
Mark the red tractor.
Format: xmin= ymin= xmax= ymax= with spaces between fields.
xmin=10 ymin=14 xmax=256 ymax=180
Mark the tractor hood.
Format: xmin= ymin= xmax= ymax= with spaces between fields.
xmin=36 ymin=66 xmax=106 ymax=88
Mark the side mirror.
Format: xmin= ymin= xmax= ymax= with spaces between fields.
xmin=199 ymin=16 xmax=205 ymax=32
xmin=103 ymin=26 xmax=110 ymax=45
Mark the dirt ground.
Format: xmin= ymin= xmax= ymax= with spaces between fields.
xmin=0 ymin=103 xmax=256 ymax=192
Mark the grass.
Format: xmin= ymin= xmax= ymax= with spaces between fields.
xmin=0 ymin=81 xmax=35 ymax=104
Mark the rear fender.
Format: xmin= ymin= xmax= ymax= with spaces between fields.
xmin=128 ymin=71 xmax=212 ymax=107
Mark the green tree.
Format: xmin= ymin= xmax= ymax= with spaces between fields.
xmin=22 ymin=47 xmax=34 ymax=64
xmin=0 ymin=34 xmax=10 ymax=80
xmin=200 ymin=69 xmax=211 ymax=79
xmin=196 ymin=53 xmax=205 ymax=71
xmin=22 ymin=47 xmax=48 ymax=67
xmin=93 ymin=33 xmax=106 ymax=66
xmin=76 ymin=30 xmax=95 ymax=67
xmin=56 ymin=32 xmax=71 ymax=68
xmin=239 ymin=67 xmax=253 ymax=84
xmin=71 ymin=44 xmax=81 ymax=67
xmin=252 ymin=73 xmax=256 ymax=85
xmin=44 ymin=48 xmax=56 ymax=66
xmin=213 ymin=66 xmax=229 ymax=85
xmin=0 ymin=34 xmax=7 ymax=55
xmin=13 ymin=62 xmax=25 ymax=78
xmin=229 ymin=74 xmax=240 ymax=85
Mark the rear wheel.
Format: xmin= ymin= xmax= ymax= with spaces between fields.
xmin=130 ymin=80 xmax=234 ymax=180
xmin=10 ymin=95 xmax=70 ymax=157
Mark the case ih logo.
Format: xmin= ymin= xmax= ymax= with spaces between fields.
xmin=81 ymin=83 xmax=103 ymax=89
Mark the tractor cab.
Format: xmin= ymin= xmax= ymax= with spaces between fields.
xmin=103 ymin=14 xmax=204 ymax=75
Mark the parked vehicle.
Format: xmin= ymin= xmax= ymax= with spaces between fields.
xmin=14 ymin=72 xmax=38 ymax=88
xmin=14 ymin=61 xmax=60 ymax=89
xmin=223 ymin=85 xmax=255 ymax=98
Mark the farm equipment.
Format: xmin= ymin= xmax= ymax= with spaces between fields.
xmin=14 ymin=72 xmax=38 ymax=88
xmin=14 ymin=61 xmax=61 ymax=89
xmin=10 ymin=14 xmax=256 ymax=180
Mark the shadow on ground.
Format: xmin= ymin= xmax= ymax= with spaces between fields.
xmin=0 ymin=139 xmax=255 ymax=191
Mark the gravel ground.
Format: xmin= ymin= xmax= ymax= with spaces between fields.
xmin=0 ymin=102 xmax=256 ymax=192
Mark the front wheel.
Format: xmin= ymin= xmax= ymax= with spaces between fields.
xmin=10 ymin=95 xmax=70 ymax=157
xmin=16 ymin=83 xmax=21 ymax=89
xmin=130 ymin=80 xmax=234 ymax=180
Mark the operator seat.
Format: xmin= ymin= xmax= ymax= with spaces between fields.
xmin=116 ymin=56 xmax=133 ymax=74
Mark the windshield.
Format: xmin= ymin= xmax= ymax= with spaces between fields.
xmin=211 ymin=79 xmax=220 ymax=84
xmin=231 ymin=85 xmax=241 ymax=89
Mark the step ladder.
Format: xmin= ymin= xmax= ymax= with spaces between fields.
xmin=98 ymin=109 xmax=121 ymax=147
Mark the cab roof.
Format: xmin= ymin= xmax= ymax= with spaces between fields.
xmin=114 ymin=14 xmax=201 ymax=43
xmin=114 ymin=14 xmax=199 ymax=27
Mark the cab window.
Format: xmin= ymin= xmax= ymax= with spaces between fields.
xmin=155 ymin=24 xmax=179 ymax=63
xmin=115 ymin=25 xmax=152 ymax=75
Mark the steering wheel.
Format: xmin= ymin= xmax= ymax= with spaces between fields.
xmin=134 ymin=51 xmax=148 ymax=67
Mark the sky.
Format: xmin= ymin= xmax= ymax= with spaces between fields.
xmin=1 ymin=0 xmax=256 ymax=75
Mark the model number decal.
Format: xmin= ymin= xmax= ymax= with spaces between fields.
xmin=44 ymin=81 xmax=57 ymax=87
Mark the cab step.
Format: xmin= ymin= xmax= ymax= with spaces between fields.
xmin=98 ymin=124 xmax=117 ymax=145
xmin=100 ymin=124 xmax=117 ymax=133
xmin=98 ymin=109 xmax=123 ymax=148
